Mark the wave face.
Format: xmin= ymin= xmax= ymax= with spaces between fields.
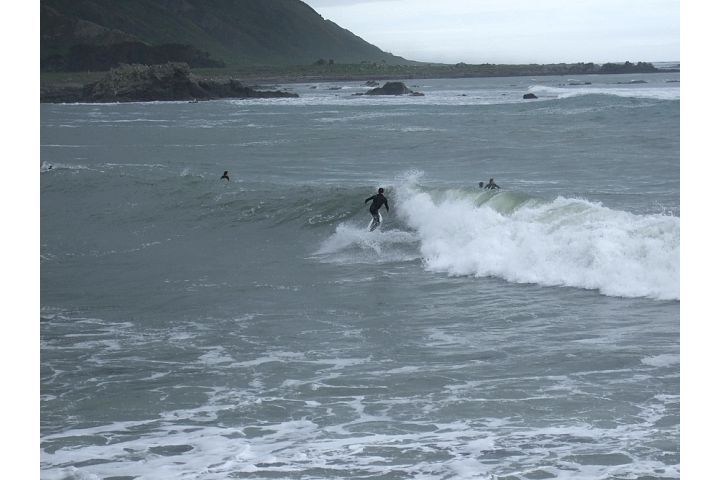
xmin=41 ymin=158 xmax=679 ymax=301
xmin=387 ymin=173 xmax=679 ymax=300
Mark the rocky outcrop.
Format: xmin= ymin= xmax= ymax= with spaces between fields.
xmin=365 ymin=81 xmax=423 ymax=96
xmin=523 ymin=93 xmax=538 ymax=99
xmin=40 ymin=63 xmax=299 ymax=103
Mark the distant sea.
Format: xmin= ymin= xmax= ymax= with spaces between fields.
xmin=41 ymin=72 xmax=679 ymax=479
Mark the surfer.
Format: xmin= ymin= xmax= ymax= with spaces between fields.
xmin=221 ymin=171 xmax=230 ymax=181
xmin=365 ymin=187 xmax=389 ymax=231
xmin=484 ymin=178 xmax=500 ymax=189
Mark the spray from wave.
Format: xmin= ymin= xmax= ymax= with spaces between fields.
xmin=396 ymin=173 xmax=679 ymax=300
xmin=528 ymin=84 xmax=680 ymax=101
xmin=319 ymin=172 xmax=679 ymax=300
xmin=316 ymin=223 xmax=420 ymax=264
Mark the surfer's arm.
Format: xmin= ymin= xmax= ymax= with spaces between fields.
xmin=384 ymin=200 xmax=389 ymax=211
xmin=365 ymin=196 xmax=374 ymax=204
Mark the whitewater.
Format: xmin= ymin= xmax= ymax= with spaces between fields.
xmin=41 ymin=73 xmax=679 ymax=479
xmin=317 ymin=174 xmax=678 ymax=301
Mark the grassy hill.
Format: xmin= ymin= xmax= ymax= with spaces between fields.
xmin=41 ymin=0 xmax=416 ymax=71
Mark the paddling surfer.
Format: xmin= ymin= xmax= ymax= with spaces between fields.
xmin=484 ymin=178 xmax=500 ymax=189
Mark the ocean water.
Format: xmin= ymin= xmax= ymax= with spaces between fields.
xmin=41 ymin=73 xmax=680 ymax=480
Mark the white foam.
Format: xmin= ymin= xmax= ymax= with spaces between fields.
xmin=236 ymin=351 xmax=306 ymax=367
xmin=641 ymin=353 xmax=680 ymax=367
xmin=315 ymin=222 xmax=420 ymax=263
xmin=400 ymin=126 xmax=442 ymax=132
xmin=40 ymin=161 xmax=93 ymax=172
xmin=395 ymin=174 xmax=679 ymax=300
xmin=198 ymin=346 xmax=235 ymax=365
xmin=41 ymin=402 xmax=677 ymax=480
xmin=529 ymin=84 xmax=680 ymax=101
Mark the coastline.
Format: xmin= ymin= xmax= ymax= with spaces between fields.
xmin=202 ymin=71 xmax=666 ymax=87
xmin=40 ymin=62 xmax=679 ymax=103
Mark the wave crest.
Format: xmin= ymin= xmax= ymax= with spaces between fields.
xmin=528 ymin=84 xmax=680 ymax=101
xmin=394 ymin=177 xmax=679 ymax=300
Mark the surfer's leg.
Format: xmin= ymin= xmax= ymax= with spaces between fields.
xmin=369 ymin=212 xmax=380 ymax=231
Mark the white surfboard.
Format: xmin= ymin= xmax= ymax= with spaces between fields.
xmin=368 ymin=212 xmax=382 ymax=232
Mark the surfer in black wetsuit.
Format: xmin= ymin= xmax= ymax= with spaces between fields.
xmin=484 ymin=178 xmax=499 ymax=189
xmin=221 ymin=171 xmax=230 ymax=181
xmin=365 ymin=187 xmax=389 ymax=231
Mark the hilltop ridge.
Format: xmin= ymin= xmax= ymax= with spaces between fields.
xmin=41 ymin=0 xmax=416 ymax=71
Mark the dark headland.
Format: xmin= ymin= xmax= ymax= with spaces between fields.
xmin=40 ymin=0 xmax=678 ymax=103
xmin=41 ymin=63 xmax=300 ymax=103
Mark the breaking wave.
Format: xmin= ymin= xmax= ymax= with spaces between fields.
xmin=319 ymin=172 xmax=679 ymax=300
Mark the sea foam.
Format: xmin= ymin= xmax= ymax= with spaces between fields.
xmin=396 ymin=175 xmax=679 ymax=300
xmin=528 ymin=84 xmax=680 ymax=101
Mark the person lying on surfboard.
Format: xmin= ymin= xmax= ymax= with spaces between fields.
xmin=365 ymin=187 xmax=389 ymax=231
xmin=484 ymin=178 xmax=500 ymax=189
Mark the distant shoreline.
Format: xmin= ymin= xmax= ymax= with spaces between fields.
xmin=191 ymin=61 xmax=679 ymax=87
xmin=228 ymin=70 xmax=679 ymax=88
xmin=40 ymin=62 xmax=679 ymax=103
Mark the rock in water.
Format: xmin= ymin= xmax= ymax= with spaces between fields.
xmin=366 ymin=81 xmax=419 ymax=96
xmin=83 ymin=63 xmax=202 ymax=102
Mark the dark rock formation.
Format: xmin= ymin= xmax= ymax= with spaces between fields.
xmin=40 ymin=63 xmax=299 ymax=103
xmin=81 ymin=63 xmax=202 ymax=102
xmin=523 ymin=93 xmax=538 ymax=100
xmin=365 ymin=81 xmax=421 ymax=96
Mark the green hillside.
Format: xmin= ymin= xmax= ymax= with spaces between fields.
xmin=41 ymin=0 xmax=416 ymax=71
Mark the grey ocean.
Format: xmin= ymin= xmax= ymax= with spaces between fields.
xmin=41 ymin=74 xmax=680 ymax=479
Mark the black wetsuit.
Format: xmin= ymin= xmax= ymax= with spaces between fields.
xmin=484 ymin=181 xmax=499 ymax=189
xmin=365 ymin=193 xmax=389 ymax=221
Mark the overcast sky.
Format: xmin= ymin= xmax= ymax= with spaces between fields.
xmin=302 ymin=0 xmax=679 ymax=64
